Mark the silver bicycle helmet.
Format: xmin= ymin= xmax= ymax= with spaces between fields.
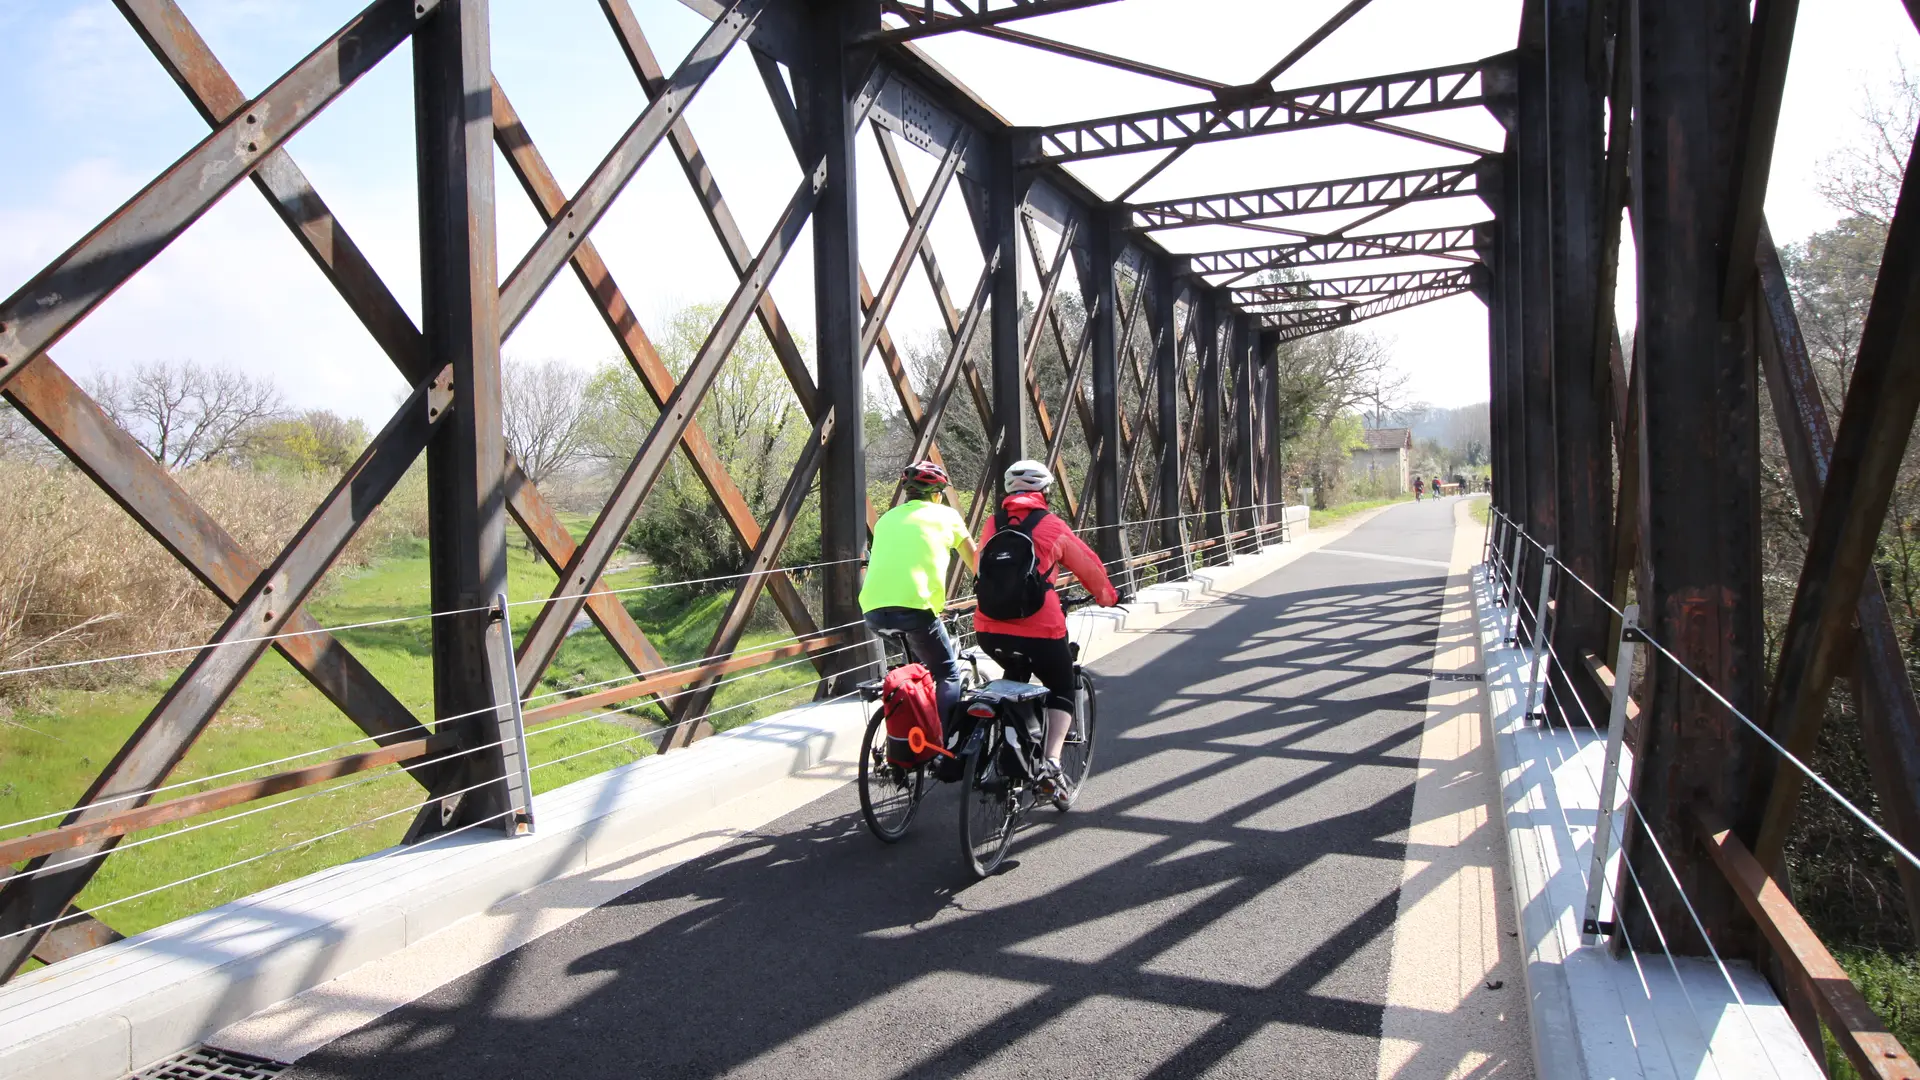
xmin=1004 ymin=459 xmax=1054 ymax=493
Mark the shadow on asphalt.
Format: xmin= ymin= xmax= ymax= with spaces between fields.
xmin=286 ymin=570 xmax=1520 ymax=1080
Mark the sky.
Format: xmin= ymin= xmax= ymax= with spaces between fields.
xmin=0 ymin=0 xmax=1916 ymax=427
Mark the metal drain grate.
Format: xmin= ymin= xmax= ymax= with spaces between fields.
xmin=133 ymin=1047 xmax=288 ymax=1079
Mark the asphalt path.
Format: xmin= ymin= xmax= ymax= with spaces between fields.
xmin=288 ymin=498 xmax=1471 ymax=1080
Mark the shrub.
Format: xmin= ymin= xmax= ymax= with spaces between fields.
xmin=0 ymin=460 xmax=427 ymax=699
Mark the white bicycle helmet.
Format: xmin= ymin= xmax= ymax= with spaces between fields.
xmin=1004 ymin=459 xmax=1054 ymax=493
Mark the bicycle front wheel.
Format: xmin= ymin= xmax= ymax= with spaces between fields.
xmin=859 ymin=709 xmax=925 ymax=842
xmin=959 ymin=739 xmax=1015 ymax=878
xmin=1056 ymin=670 xmax=1098 ymax=811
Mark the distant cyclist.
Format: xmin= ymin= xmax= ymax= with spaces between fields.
xmin=860 ymin=462 xmax=978 ymax=726
xmin=1412 ymin=476 xmax=1425 ymax=501
xmin=971 ymin=459 xmax=1120 ymax=803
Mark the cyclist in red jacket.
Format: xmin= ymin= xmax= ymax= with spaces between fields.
xmin=972 ymin=460 xmax=1119 ymax=801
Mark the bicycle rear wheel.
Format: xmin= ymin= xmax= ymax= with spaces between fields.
xmin=959 ymin=739 xmax=1015 ymax=878
xmin=1055 ymin=670 xmax=1097 ymax=811
xmin=859 ymin=709 xmax=925 ymax=842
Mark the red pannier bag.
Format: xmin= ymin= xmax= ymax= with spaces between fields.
xmin=880 ymin=662 xmax=944 ymax=766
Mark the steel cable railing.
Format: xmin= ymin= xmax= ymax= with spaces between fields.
xmin=1532 ymin=630 xmax=1773 ymax=1078
xmin=1483 ymin=505 xmax=1920 ymax=1074
xmin=0 ymin=493 xmax=1303 ymax=964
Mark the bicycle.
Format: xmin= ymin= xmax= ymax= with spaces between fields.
xmin=855 ymin=593 xmax=1101 ymax=880
xmin=854 ymin=612 xmax=980 ymax=844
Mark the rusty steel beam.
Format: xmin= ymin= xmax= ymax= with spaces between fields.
xmin=1587 ymin=7 xmax=1634 ymax=424
xmin=512 ymin=164 xmax=828 ymax=690
xmin=1022 ymin=54 xmax=1514 ymax=164
xmin=1753 ymin=180 xmax=1920 ymax=866
xmin=410 ymin=0 xmax=529 ymax=844
xmin=1697 ymin=817 xmax=1920 ymax=1079
xmin=0 ymin=0 xmax=430 ymax=391
xmin=3 ymin=354 xmax=428 ymax=749
xmin=0 ymin=368 xmax=452 ymax=979
xmin=0 ymin=736 xmax=455 ymax=867
xmin=1236 ymin=267 xmax=1475 ymax=306
xmin=28 ymin=909 xmax=123 ymax=967
xmin=1719 ymin=0 xmax=1799 ymax=317
xmin=662 ymin=408 xmax=836 ymax=748
xmin=524 ymin=632 xmax=849 ymax=728
xmin=899 ymin=254 xmax=1000 ymax=498
xmin=118 ymin=0 xmax=421 ymax=377
xmin=871 ymin=126 xmax=997 ymax=434
xmin=1265 ymin=283 xmax=1473 ymax=340
xmin=501 ymin=460 xmax=669 ymax=683
xmin=860 ymin=134 xmax=970 ymax=362
xmin=1621 ymin=0 xmax=1770 ymax=957
xmin=490 ymin=78 xmax=820 ymax=659
xmin=1016 ymin=214 xmax=1083 ymax=520
xmin=120 ymin=0 xmax=673 ymax=696
xmin=1130 ymin=160 xmax=1493 ymax=231
xmin=963 ymin=22 xmax=1224 ymax=92
xmin=863 ymin=269 xmax=953 ymax=490
xmin=1755 ymin=227 xmax=1920 ymax=938
xmin=1753 ymin=118 xmax=1920 ymax=868
xmin=1186 ymin=225 xmax=1486 ymax=277
xmin=498 ymin=0 xmax=767 ymax=333
xmin=1545 ymin=0 xmax=1611 ymax=732
xmin=601 ymin=0 xmax=820 ymax=415
xmin=865 ymin=0 xmax=1123 ymax=43
xmin=1115 ymin=0 xmax=1379 ymax=201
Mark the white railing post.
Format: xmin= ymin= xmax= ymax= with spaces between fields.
xmin=492 ymin=592 xmax=535 ymax=835
xmin=1583 ymin=604 xmax=1641 ymax=942
xmin=1527 ymin=545 xmax=1556 ymax=720
xmin=1506 ymin=532 xmax=1527 ymax=646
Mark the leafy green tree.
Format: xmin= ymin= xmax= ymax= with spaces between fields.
xmin=583 ymin=305 xmax=811 ymax=591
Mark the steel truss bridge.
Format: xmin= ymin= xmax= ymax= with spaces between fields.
xmin=1 ymin=0 xmax=1918 ymax=1075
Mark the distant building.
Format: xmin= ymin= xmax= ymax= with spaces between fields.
xmin=1350 ymin=427 xmax=1412 ymax=494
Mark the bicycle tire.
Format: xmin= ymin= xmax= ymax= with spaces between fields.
xmin=959 ymin=739 xmax=1015 ymax=878
xmin=858 ymin=709 xmax=924 ymax=842
xmin=1056 ymin=670 xmax=1097 ymax=811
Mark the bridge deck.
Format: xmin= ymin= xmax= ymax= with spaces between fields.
xmin=278 ymin=501 xmax=1527 ymax=1080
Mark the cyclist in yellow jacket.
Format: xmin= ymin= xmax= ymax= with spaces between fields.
xmin=860 ymin=462 xmax=978 ymax=725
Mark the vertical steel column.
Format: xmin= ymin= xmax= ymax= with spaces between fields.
xmin=411 ymin=0 xmax=524 ymax=838
xmin=1619 ymin=0 xmax=1767 ymax=957
xmin=806 ymin=0 xmax=878 ymax=687
xmin=1155 ymin=266 xmax=1186 ymax=557
xmin=1480 ymin=217 xmax=1509 ymax=513
xmin=1517 ymin=0 xmax=1558 ymax=641
xmin=1261 ymin=329 xmax=1284 ymax=533
xmin=1498 ymin=152 xmax=1527 ymax=526
xmin=1231 ymin=313 xmax=1258 ymax=541
xmin=1088 ymin=211 xmax=1129 ymax=594
xmin=1546 ymin=0 xmax=1612 ymax=722
xmin=987 ymin=137 xmax=1027 ymax=489
xmin=1199 ymin=290 xmax=1227 ymax=560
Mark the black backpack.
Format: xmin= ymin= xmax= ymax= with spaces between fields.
xmin=975 ymin=509 xmax=1054 ymax=620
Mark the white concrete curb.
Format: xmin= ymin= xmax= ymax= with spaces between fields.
xmin=1471 ymin=565 xmax=1819 ymax=1079
xmin=0 ymin=510 xmax=1324 ymax=1080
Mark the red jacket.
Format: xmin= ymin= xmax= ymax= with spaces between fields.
xmin=971 ymin=492 xmax=1120 ymax=639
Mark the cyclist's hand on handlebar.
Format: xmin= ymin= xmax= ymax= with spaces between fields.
xmin=1096 ymin=585 xmax=1120 ymax=608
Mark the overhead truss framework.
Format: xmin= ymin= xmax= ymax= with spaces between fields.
xmin=0 ymin=0 xmax=1651 ymax=999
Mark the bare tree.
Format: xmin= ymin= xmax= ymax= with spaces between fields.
xmin=89 ymin=360 xmax=283 ymax=468
xmin=503 ymin=358 xmax=595 ymax=485
xmin=1817 ymin=63 xmax=1919 ymax=228
xmin=0 ymin=401 xmax=59 ymax=466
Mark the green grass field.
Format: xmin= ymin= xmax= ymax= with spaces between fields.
xmin=1307 ymin=492 xmax=1414 ymax=529
xmin=0 ymin=520 xmax=831 ymax=942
